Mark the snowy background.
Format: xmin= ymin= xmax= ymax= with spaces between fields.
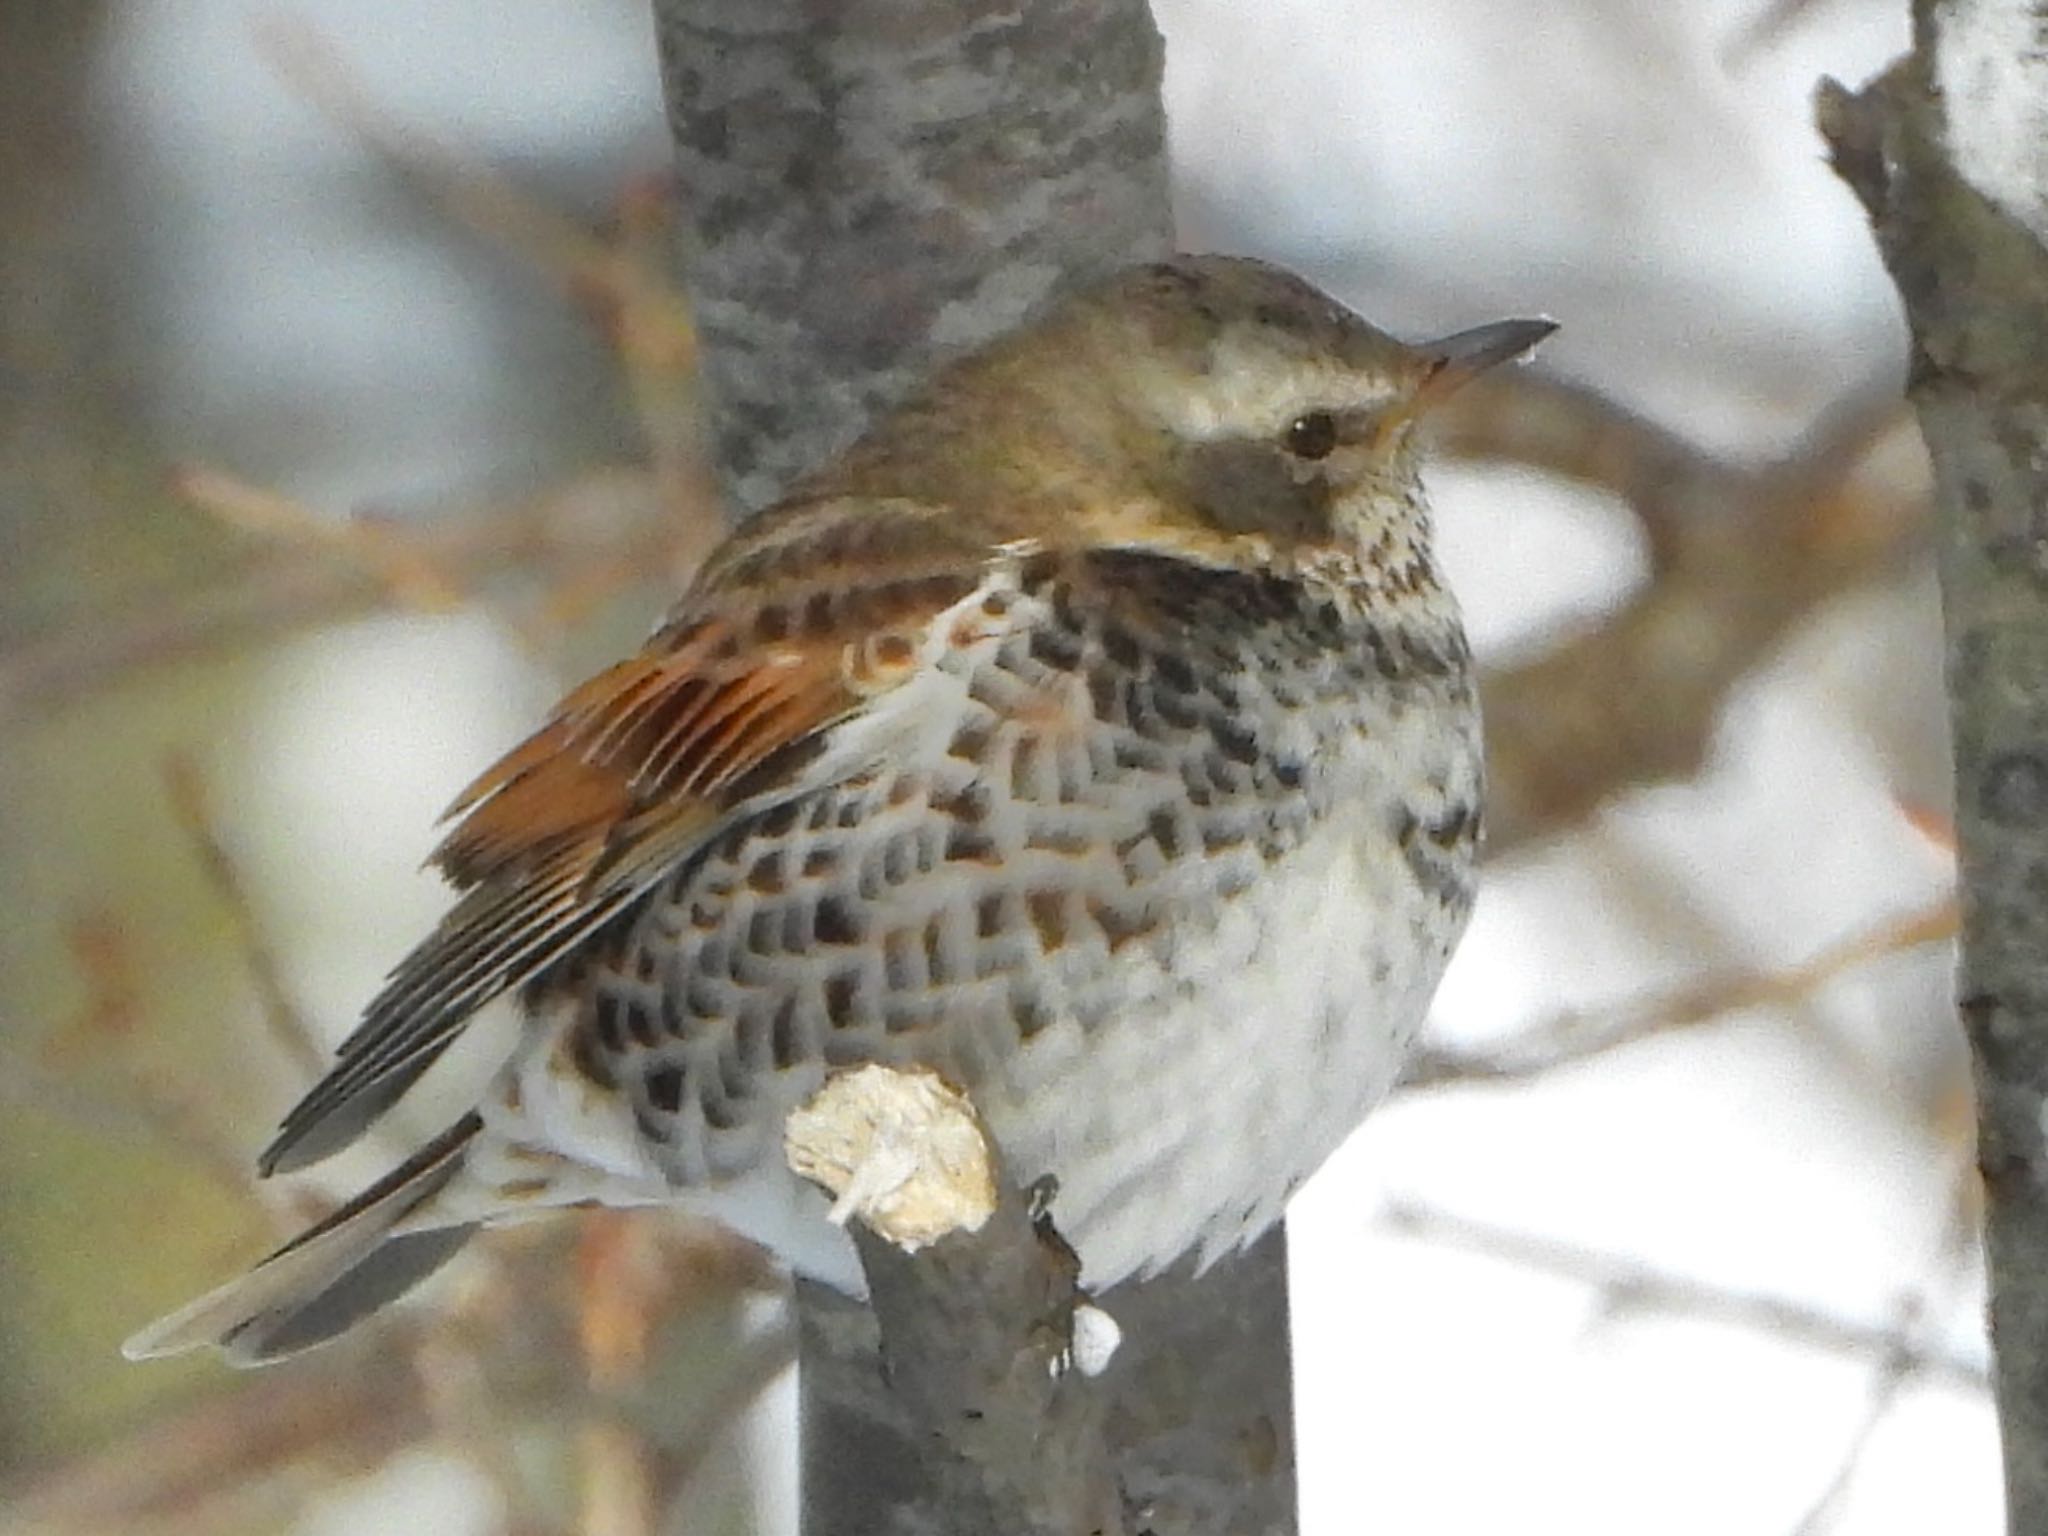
xmin=0 ymin=1 xmax=1990 ymax=1532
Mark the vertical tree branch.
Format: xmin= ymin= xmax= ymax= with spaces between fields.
xmin=650 ymin=0 xmax=1173 ymax=513
xmin=645 ymin=3 xmax=1298 ymax=1531
xmin=1820 ymin=4 xmax=2048 ymax=1527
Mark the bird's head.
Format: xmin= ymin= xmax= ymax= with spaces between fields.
xmin=1023 ymin=255 xmax=1554 ymax=570
xmin=811 ymin=254 xmax=1552 ymax=587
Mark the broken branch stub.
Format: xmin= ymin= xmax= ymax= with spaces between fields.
xmin=783 ymin=1063 xmax=999 ymax=1252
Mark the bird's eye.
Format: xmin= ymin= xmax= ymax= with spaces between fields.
xmin=1284 ymin=411 xmax=1338 ymax=461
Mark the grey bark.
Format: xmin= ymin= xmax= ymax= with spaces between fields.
xmin=1819 ymin=4 xmax=2048 ymax=1528
xmin=650 ymin=0 xmax=1172 ymax=512
xmin=646 ymin=2 xmax=1298 ymax=1532
xmin=799 ymin=1227 xmax=1296 ymax=1536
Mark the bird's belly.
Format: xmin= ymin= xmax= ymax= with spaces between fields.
xmin=975 ymin=809 xmax=1459 ymax=1290
xmin=496 ymin=802 xmax=1463 ymax=1295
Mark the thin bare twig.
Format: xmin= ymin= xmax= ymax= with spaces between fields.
xmin=47 ymin=914 xmax=143 ymax=1050
xmin=1720 ymin=0 xmax=1842 ymax=69
xmin=1 ymin=1332 xmax=432 ymax=1535
xmin=1402 ymin=894 xmax=1957 ymax=1091
xmin=1785 ymin=1165 xmax=1980 ymax=1536
xmin=1380 ymin=1199 xmax=1987 ymax=1392
xmin=1 ymin=26 xmax=731 ymax=726
xmin=0 ymin=1035 xmax=250 ymax=1195
xmin=409 ymin=1312 xmax=537 ymax=1525
xmin=1440 ymin=377 xmax=1928 ymax=854
xmin=251 ymin=18 xmax=714 ymax=532
xmin=160 ymin=751 xmax=328 ymax=1081
xmin=252 ymin=17 xmax=688 ymax=331
xmin=13 ymin=908 xmax=255 ymax=1188
xmin=0 ymin=466 xmax=683 ymax=723
xmin=174 ymin=464 xmax=468 ymax=614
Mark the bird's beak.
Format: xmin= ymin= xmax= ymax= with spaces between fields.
xmin=1411 ymin=318 xmax=1558 ymax=408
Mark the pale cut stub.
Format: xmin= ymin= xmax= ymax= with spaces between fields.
xmin=783 ymin=1063 xmax=1000 ymax=1251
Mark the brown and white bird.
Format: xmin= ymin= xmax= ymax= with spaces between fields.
xmin=126 ymin=255 xmax=1550 ymax=1365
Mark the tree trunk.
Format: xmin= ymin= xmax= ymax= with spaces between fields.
xmin=644 ymin=2 xmax=1299 ymax=1531
xmin=1820 ymin=4 xmax=2048 ymax=1528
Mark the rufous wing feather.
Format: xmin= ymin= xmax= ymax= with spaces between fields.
xmin=259 ymin=547 xmax=979 ymax=1176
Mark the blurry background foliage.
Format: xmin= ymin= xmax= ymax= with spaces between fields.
xmin=0 ymin=1 xmax=1990 ymax=1534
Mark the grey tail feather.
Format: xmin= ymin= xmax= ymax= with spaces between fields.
xmin=258 ymin=1067 xmax=423 ymax=1178
xmin=123 ymin=1113 xmax=484 ymax=1367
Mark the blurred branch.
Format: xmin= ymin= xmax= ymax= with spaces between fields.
xmin=7 ymin=903 xmax=262 ymax=1191
xmin=251 ymin=18 xmax=711 ymax=520
xmin=1437 ymin=377 xmax=1928 ymax=853
xmin=0 ymin=466 xmax=687 ymax=723
xmin=1820 ymin=5 xmax=2048 ymax=1529
xmin=1381 ymin=1199 xmax=1986 ymax=1392
xmin=408 ymin=1324 xmax=533 ymax=1531
xmin=1 ymin=1331 xmax=432 ymax=1536
xmin=49 ymin=915 xmax=142 ymax=1052
xmin=1 ymin=27 xmax=730 ymax=727
xmin=1720 ymin=0 xmax=1842 ymax=69
xmin=1786 ymin=1322 xmax=1926 ymax=1536
xmin=575 ymin=1214 xmax=664 ymax=1536
xmin=4 ymin=1223 xmax=789 ymax=1536
xmin=0 ymin=1035 xmax=249 ymax=1197
xmin=1785 ymin=1168 xmax=1979 ymax=1536
xmin=161 ymin=752 xmax=327 ymax=1082
xmin=659 ymin=1317 xmax=797 ymax=1517
xmin=174 ymin=465 xmax=468 ymax=614
xmin=1402 ymin=893 xmax=1957 ymax=1091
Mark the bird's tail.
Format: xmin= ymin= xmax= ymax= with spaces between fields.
xmin=123 ymin=1113 xmax=484 ymax=1367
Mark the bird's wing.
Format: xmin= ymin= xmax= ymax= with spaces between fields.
xmin=259 ymin=498 xmax=1001 ymax=1175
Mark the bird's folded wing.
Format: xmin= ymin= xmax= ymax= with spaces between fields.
xmin=259 ymin=504 xmax=990 ymax=1176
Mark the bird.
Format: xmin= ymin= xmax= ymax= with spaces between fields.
xmin=125 ymin=254 xmax=1552 ymax=1365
